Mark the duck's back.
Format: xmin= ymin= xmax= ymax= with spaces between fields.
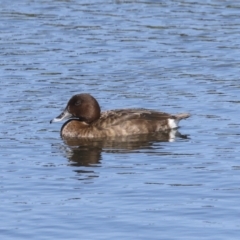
xmin=95 ymin=109 xmax=169 ymax=126
xmin=91 ymin=109 xmax=188 ymax=136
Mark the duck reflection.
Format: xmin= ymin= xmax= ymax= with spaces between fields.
xmin=63 ymin=130 xmax=189 ymax=167
xmin=68 ymin=145 xmax=102 ymax=167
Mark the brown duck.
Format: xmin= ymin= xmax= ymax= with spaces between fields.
xmin=50 ymin=93 xmax=190 ymax=138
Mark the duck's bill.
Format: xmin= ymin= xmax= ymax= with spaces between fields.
xmin=50 ymin=109 xmax=72 ymax=123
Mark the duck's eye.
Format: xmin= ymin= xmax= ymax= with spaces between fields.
xmin=75 ymin=100 xmax=81 ymax=106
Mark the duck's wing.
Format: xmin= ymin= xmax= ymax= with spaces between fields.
xmin=93 ymin=109 xmax=174 ymax=129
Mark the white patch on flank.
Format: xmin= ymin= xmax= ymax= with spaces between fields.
xmin=168 ymin=118 xmax=178 ymax=129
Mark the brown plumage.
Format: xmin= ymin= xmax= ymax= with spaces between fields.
xmin=50 ymin=93 xmax=190 ymax=138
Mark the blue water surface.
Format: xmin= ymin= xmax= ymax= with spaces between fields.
xmin=1 ymin=0 xmax=240 ymax=239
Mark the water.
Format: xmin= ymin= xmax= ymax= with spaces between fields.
xmin=1 ymin=0 xmax=240 ymax=239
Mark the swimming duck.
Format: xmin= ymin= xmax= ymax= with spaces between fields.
xmin=50 ymin=93 xmax=190 ymax=138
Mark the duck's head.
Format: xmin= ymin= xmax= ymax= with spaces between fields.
xmin=50 ymin=93 xmax=101 ymax=124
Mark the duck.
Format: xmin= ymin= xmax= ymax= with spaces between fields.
xmin=50 ymin=93 xmax=190 ymax=138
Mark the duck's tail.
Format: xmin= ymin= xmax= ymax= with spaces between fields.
xmin=168 ymin=113 xmax=190 ymax=129
xmin=175 ymin=113 xmax=191 ymax=120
